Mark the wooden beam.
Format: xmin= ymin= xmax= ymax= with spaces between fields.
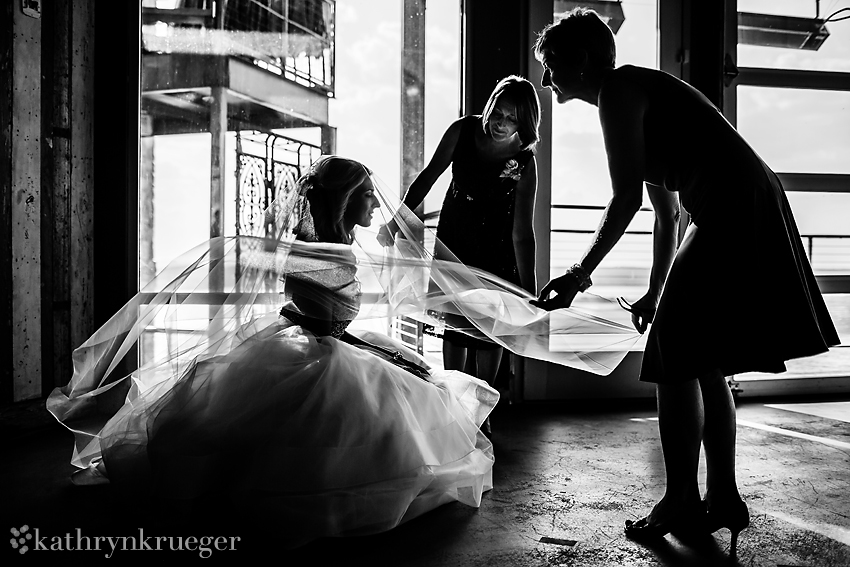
xmin=12 ymin=4 xmax=43 ymax=401
xmin=209 ymin=87 xmax=227 ymax=335
xmin=0 ymin=0 xmax=13 ymax=404
xmin=401 ymin=0 xmax=425 ymax=204
xmin=72 ymin=0 xmax=95 ymax=358
xmin=210 ymin=86 xmax=228 ymax=239
xmin=140 ymin=113 xmax=156 ymax=286
xmin=45 ymin=0 xmax=72 ymax=394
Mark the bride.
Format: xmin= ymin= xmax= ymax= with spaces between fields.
xmin=49 ymin=154 xmax=643 ymax=547
xmin=48 ymin=156 xmax=499 ymax=547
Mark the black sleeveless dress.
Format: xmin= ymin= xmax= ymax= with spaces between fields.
xmin=610 ymin=65 xmax=840 ymax=382
xmin=435 ymin=115 xmax=534 ymax=349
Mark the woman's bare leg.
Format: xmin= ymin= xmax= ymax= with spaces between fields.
xmin=475 ymin=347 xmax=503 ymax=387
xmin=650 ymin=379 xmax=704 ymax=522
xmin=698 ymin=369 xmax=741 ymax=503
xmin=443 ymin=341 xmax=467 ymax=371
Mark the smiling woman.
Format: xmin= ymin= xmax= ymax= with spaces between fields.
xmin=377 ymin=75 xmax=541 ymax=414
xmin=532 ymin=6 xmax=840 ymax=555
xmin=343 ymin=178 xmax=381 ymax=233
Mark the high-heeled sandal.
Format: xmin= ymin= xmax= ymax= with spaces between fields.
xmin=705 ymin=498 xmax=749 ymax=555
xmin=624 ymin=501 xmax=707 ymax=541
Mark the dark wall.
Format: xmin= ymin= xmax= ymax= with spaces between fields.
xmin=93 ymin=1 xmax=140 ymax=329
xmin=0 ymin=0 xmax=13 ymax=405
xmin=683 ymin=1 xmax=727 ymax=110
xmin=462 ymin=0 xmax=531 ymax=116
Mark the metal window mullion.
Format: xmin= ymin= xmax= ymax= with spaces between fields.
xmin=736 ymin=67 xmax=850 ymax=91
xmin=777 ymin=173 xmax=850 ymax=194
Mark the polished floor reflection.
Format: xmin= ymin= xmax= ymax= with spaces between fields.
xmin=4 ymin=396 xmax=849 ymax=566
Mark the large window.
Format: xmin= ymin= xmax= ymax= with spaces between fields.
xmin=330 ymin=0 xmax=459 ymax=211
xmin=137 ymin=0 xmax=459 ymax=365
xmin=548 ymin=0 xmax=849 ymax=383
xmin=140 ymin=0 xmax=459 ymax=275
xmin=734 ymin=0 xmax=850 ymax=380
xmin=549 ymin=0 xmax=659 ymax=337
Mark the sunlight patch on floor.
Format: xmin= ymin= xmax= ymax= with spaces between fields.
xmin=766 ymin=510 xmax=850 ymax=547
xmin=765 ymin=401 xmax=850 ymax=424
xmin=736 ymin=418 xmax=850 ymax=451
xmin=630 ymin=415 xmax=850 ymax=450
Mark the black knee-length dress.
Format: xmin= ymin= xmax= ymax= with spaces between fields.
xmin=612 ymin=65 xmax=840 ymax=382
xmin=435 ymin=115 xmax=534 ymax=349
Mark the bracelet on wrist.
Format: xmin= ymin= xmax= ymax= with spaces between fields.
xmin=566 ymin=263 xmax=592 ymax=292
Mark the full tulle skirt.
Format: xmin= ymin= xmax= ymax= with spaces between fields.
xmin=52 ymin=314 xmax=498 ymax=547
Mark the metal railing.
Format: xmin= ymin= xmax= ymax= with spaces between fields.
xmin=549 ymin=203 xmax=850 ymax=291
xmin=139 ymin=202 xmax=850 ymax=365
xmin=233 ymin=131 xmax=322 ymax=305
xmin=235 ymin=130 xmax=322 ymax=238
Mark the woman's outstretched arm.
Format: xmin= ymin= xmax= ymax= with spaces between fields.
xmin=512 ymin=157 xmax=538 ymax=294
xmin=534 ymin=76 xmax=648 ymax=310
xmin=378 ymin=118 xmax=464 ymax=246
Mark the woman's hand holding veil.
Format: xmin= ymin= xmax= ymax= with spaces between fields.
xmin=617 ymin=293 xmax=657 ymax=334
xmin=529 ymin=272 xmax=581 ymax=311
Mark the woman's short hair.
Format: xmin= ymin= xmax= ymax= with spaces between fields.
xmin=300 ymin=155 xmax=372 ymax=244
xmin=481 ymin=75 xmax=541 ymax=152
xmin=533 ymin=8 xmax=616 ymax=71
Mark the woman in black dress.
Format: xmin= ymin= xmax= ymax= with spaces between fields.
xmin=531 ymin=8 xmax=839 ymax=553
xmin=378 ymin=75 xmax=540 ymax=396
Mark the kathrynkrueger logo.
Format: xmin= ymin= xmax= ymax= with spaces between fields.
xmin=8 ymin=526 xmax=240 ymax=558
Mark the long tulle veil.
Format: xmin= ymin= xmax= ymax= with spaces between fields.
xmin=47 ymin=160 xmax=642 ymax=468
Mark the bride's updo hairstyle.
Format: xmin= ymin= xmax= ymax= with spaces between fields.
xmin=300 ymin=155 xmax=373 ymax=245
xmin=533 ymin=8 xmax=616 ymax=73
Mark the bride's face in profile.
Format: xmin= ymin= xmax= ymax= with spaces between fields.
xmin=345 ymin=178 xmax=381 ymax=228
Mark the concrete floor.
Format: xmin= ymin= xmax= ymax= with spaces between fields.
xmin=3 ymin=395 xmax=850 ymax=566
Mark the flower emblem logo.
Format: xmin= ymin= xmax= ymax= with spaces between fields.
xmin=499 ymin=159 xmax=522 ymax=181
xmin=10 ymin=525 xmax=32 ymax=554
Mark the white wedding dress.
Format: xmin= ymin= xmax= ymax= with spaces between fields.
xmin=98 ymin=316 xmax=496 ymax=546
xmin=49 ymin=200 xmax=498 ymax=548
xmin=49 ymin=171 xmax=641 ymax=547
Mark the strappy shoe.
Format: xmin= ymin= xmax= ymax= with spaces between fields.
xmin=624 ymin=501 xmax=707 ymax=541
xmin=705 ymin=498 xmax=750 ymax=555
